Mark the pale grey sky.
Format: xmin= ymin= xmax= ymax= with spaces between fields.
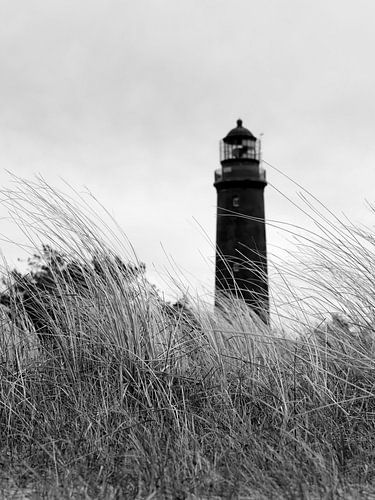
xmin=0 ymin=0 xmax=374 ymax=299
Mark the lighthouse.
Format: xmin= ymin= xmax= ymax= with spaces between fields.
xmin=214 ymin=119 xmax=268 ymax=319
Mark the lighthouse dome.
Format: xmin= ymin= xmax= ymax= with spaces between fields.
xmin=224 ymin=119 xmax=256 ymax=144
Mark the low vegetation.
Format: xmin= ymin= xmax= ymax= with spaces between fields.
xmin=0 ymin=177 xmax=375 ymax=499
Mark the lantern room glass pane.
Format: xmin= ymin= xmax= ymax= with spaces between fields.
xmin=220 ymin=138 xmax=259 ymax=161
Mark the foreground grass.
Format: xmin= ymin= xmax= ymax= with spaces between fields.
xmin=0 ymin=178 xmax=375 ymax=499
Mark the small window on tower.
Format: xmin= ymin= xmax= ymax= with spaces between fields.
xmin=233 ymin=263 xmax=240 ymax=273
xmin=232 ymin=195 xmax=240 ymax=208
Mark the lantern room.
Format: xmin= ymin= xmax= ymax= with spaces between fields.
xmin=220 ymin=119 xmax=260 ymax=163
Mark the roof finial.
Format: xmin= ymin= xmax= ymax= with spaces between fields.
xmin=237 ymin=119 xmax=243 ymax=127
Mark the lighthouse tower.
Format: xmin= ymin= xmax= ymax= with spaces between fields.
xmin=214 ymin=119 xmax=268 ymax=319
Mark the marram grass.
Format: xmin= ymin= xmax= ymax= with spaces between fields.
xmin=0 ymin=177 xmax=375 ymax=499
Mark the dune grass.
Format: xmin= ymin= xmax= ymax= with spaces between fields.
xmin=0 ymin=178 xmax=375 ymax=498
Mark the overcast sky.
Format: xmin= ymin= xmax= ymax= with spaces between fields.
xmin=0 ymin=0 xmax=374 ymax=300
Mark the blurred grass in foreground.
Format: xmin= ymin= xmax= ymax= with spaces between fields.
xmin=0 ymin=177 xmax=375 ymax=499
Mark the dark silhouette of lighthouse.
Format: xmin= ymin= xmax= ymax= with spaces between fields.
xmin=214 ymin=119 xmax=268 ymax=319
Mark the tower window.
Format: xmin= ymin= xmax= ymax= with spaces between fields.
xmin=232 ymin=196 xmax=240 ymax=208
xmin=233 ymin=263 xmax=240 ymax=273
